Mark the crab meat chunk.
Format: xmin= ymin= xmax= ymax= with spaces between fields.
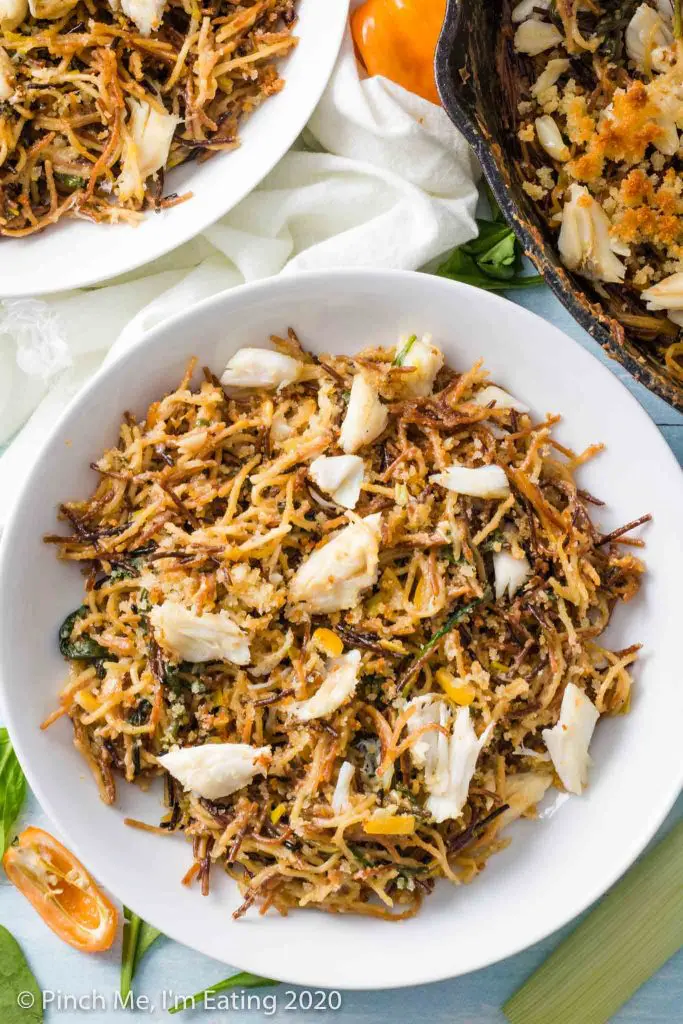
xmin=642 ymin=272 xmax=683 ymax=317
xmin=493 ymin=550 xmax=531 ymax=600
xmin=558 ymin=184 xmax=626 ymax=284
xmin=289 ymin=513 xmax=382 ymax=614
xmin=308 ymin=454 xmax=365 ymax=510
xmin=400 ymin=335 xmax=444 ymax=397
xmin=339 ymin=372 xmax=388 ymax=454
xmin=117 ymin=99 xmax=178 ymax=202
xmin=117 ymin=0 xmax=166 ymax=35
xmin=535 ymin=115 xmax=570 ymax=162
xmin=0 ymin=0 xmax=27 ymax=27
xmin=150 ymin=602 xmax=250 ymax=665
xmin=220 ymin=348 xmax=303 ymax=392
xmin=473 ymin=385 xmax=529 ymax=413
xmin=406 ymin=696 xmax=494 ymax=823
xmin=290 ymin=650 xmax=361 ymax=722
xmin=513 ymin=19 xmax=563 ymax=55
xmin=542 ymin=683 xmax=599 ymax=795
xmin=625 ymin=4 xmax=673 ymax=74
xmin=331 ymin=761 xmax=355 ymax=813
xmin=158 ymin=742 xmax=270 ymax=800
xmin=430 ymin=464 xmax=510 ymax=499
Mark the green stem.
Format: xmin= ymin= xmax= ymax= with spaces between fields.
xmin=120 ymin=909 xmax=141 ymax=1001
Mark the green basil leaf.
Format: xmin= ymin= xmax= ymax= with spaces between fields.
xmin=58 ymin=607 xmax=109 ymax=660
xmin=168 ymin=973 xmax=278 ymax=1015
xmin=435 ymin=202 xmax=544 ymax=293
xmin=0 ymin=728 xmax=26 ymax=853
xmin=0 ymin=925 xmax=43 ymax=1024
xmin=477 ymin=232 xmax=518 ymax=277
xmin=461 ymin=220 xmax=514 ymax=256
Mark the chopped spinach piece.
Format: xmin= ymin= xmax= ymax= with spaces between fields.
xmin=165 ymin=662 xmax=195 ymax=693
xmin=109 ymin=564 xmax=138 ymax=582
xmin=128 ymin=699 xmax=152 ymax=726
xmin=55 ymin=172 xmax=87 ymax=190
xmin=58 ymin=607 xmax=109 ymax=660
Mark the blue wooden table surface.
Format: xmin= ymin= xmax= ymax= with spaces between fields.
xmin=1 ymin=283 xmax=681 ymax=1024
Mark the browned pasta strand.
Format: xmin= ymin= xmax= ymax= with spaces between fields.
xmin=46 ymin=330 xmax=646 ymax=919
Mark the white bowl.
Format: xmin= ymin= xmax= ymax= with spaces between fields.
xmin=1 ymin=270 xmax=681 ymax=990
xmin=0 ymin=0 xmax=348 ymax=298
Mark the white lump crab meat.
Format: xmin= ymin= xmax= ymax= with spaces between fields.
xmin=531 ymin=57 xmax=570 ymax=98
xmin=493 ymin=550 xmax=531 ymax=600
xmin=149 ymin=601 xmax=250 ymax=665
xmin=642 ymin=271 xmax=683 ymax=327
xmin=513 ymin=19 xmax=563 ymax=55
xmin=308 ymin=454 xmax=365 ymax=510
xmin=290 ymin=650 xmax=361 ymax=722
xmin=108 ymin=0 xmax=166 ymax=35
xmin=473 ymin=385 xmax=529 ymax=413
xmin=331 ymin=760 xmax=355 ymax=813
xmin=220 ymin=348 xmax=303 ymax=392
xmin=430 ymin=463 xmax=510 ymax=499
xmin=117 ymin=99 xmax=178 ymax=203
xmin=625 ymin=3 xmax=673 ymax=74
xmin=339 ymin=372 xmax=388 ymax=454
xmin=558 ymin=184 xmax=627 ymax=285
xmin=406 ymin=696 xmax=494 ymax=823
xmin=511 ymin=0 xmax=550 ymax=21
xmin=542 ymin=682 xmax=599 ymax=795
xmin=535 ymin=115 xmax=570 ymax=162
xmin=288 ymin=513 xmax=382 ymax=614
xmin=0 ymin=0 xmax=26 ymax=26
xmin=158 ymin=742 xmax=271 ymax=800
xmin=398 ymin=335 xmax=444 ymax=397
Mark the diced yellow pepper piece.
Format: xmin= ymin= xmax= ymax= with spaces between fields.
xmin=312 ymin=628 xmax=343 ymax=658
xmin=435 ymin=668 xmax=475 ymax=706
xmin=363 ymin=814 xmax=416 ymax=836
xmin=270 ymin=803 xmax=286 ymax=824
xmin=74 ymin=688 xmax=99 ymax=712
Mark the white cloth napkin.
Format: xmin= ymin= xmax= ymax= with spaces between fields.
xmin=0 ymin=31 xmax=479 ymax=526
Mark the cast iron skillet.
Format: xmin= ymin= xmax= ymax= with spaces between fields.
xmin=435 ymin=0 xmax=683 ymax=413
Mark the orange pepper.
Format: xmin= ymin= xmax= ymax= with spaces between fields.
xmin=351 ymin=0 xmax=447 ymax=105
xmin=3 ymin=827 xmax=118 ymax=952
xmin=363 ymin=813 xmax=416 ymax=836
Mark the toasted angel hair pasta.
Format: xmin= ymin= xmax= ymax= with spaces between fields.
xmin=0 ymin=0 xmax=297 ymax=235
xmin=46 ymin=329 xmax=647 ymax=920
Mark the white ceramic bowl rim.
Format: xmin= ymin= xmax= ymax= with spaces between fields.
xmin=1 ymin=269 xmax=682 ymax=990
